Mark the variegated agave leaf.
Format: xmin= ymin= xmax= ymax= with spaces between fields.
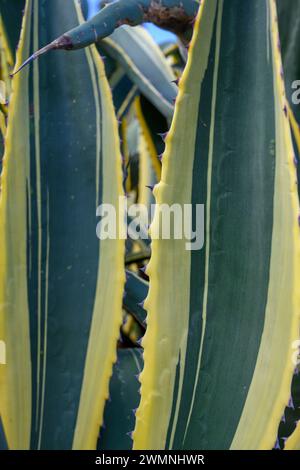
xmin=134 ymin=0 xmax=300 ymax=450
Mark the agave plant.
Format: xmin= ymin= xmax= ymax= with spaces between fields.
xmin=0 ymin=0 xmax=299 ymax=451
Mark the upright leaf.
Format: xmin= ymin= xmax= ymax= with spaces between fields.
xmin=134 ymin=0 xmax=300 ymax=450
xmin=0 ymin=0 xmax=125 ymax=450
xmin=16 ymin=0 xmax=199 ymax=72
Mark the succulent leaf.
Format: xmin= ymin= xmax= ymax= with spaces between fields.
xmin=133 ymin=0 xmax=300 ymax=450
xmin=0 ymin=0 xmax=125 ymax=450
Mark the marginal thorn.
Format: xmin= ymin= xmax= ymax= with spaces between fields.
xmin=274 ymin=438 xmax=280 ymax=450
xmin=172 ymin=78 xmax=179 ymax=86
xmin=288 ymin=396 xmax=295 ymax=410
xmin=145 ymin=185 xmax=154 ymax=192
xmin=158 ymin=132 xmax=168 ymax=141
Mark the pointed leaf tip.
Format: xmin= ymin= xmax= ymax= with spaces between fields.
xmin=11 ymin=34 xmax=74 ymax=76
xmin=11 ymin=53 xmax=36 ymax=76
xmin=11 ymin=41 xmax=56 ymax=76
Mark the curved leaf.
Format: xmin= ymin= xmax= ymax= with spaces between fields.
xmin=16 ymin=0 xmax=199 ymax=72
xmin=100 ymin=25 xmax=177 ymax=119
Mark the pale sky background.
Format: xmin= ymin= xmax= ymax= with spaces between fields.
xmin=87 ymin=0 xmax=176 ymax=44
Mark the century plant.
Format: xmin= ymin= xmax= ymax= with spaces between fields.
xmin=0 ymin=0 xmax=299 ymax=451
